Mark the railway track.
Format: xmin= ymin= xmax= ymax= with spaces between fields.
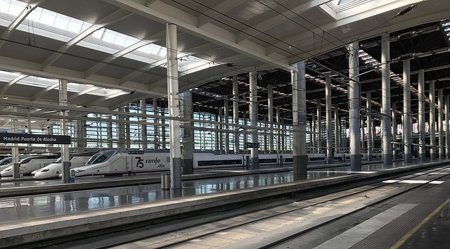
xmin=15 ymin=162 xmax=449 ymax=249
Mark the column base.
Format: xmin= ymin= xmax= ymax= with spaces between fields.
xmin=382 ymin=153 xmax=393 ymax=166
xmin=350 ymin=154 xmax=361 ymax=171
xmin=12 ymin=162 xmax=20 ymax=179
xmin=249 ymin=157 xmax=259 ymax=170
xmin=419 ymin=153 xmax=427 ymax=162
xmin=182 ymin=158 xmax=194 ymax=175
xmin=404 ymin=154 xmax=413 ymax=163
xmin=62 ymin=161 xmax=72 ymax=183
xmin=171 ymin=157 xmax=183 ymax=189
xmin=293 ymin=155 xmax=308 ymax=180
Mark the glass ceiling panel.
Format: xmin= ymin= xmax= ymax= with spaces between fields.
xmin=0 ymin=0 xmax=217 ymax=80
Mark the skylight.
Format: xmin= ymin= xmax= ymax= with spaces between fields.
xmin=0 ymin=0 xmax=215 ymax=75
xmin=0 ymin=70 xmax=128 ymax=99
xmin=320 ymin=0 xmax=423 ymax=20
xmin=441 ymin=19 xmax=450 ymax=42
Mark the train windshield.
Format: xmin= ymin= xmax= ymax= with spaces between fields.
xmin=54 ymin=157 xmax=62 ymax=163
xmin=0 ymin=157 xmax=12 ymax=165
xmin=86 ymin=150 xmax=117 ymax=165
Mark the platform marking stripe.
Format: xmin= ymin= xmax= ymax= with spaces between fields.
xmin=390 ymin=198 xmax=450 ymax=249
xmin=313 ymin=204 xmax=417 ymax=249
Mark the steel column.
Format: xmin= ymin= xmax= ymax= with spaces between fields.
xmin=446 ymin=96 xmax=450 ymax=159
xmin=268 ymin=84 xmax=274 ymax=152
xmin=438 ymin=89 xmax=444 ymax=160
xmin=224 ymin=100 xmax=229 ymax=154
xmin=429 ymin=80 xmax=435 ymax=160
xmin=59 ymin=79 xmax=71 ymax=182
xmin=418 ymin=69 xmax=425 ymax=160
xmin=140 ymin=99 xmax=148 ymax=150
xmin=348 ymin=41 xmax=361 ymax=170
xmin=381 ymin=34 xmax=393 ymax=166
xmin=249 ymin=71 xmax=259 ymax=169
xmin=403 ymin=60 xmax=412 ymax=163
xmin=166 ymin=23 xmax=182 ymax=190
xmin=367 ymin=92 xmax=373 ymax=160
xmin=325 ymin=75 xmax=333 ymax=163
xmin=232 ymin=76 xmax=239 ymax=153
xmin=292 ymin=61 xmax=308 ymax=180
xmin=180 ymin=91 xmax=193 ymax=174
xmin=316 ymin=101 xmax=322 ymax=153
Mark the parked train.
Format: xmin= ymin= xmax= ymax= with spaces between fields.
xmin=0 ymin=154 xmax=60 ymax=177
xmin=69 ymin=150 xmax=328 ymax=177
xmin=0 ymin=157 xmax=12 ymax=171
xmin=32 ymin=152 xmax=98 ymax=179
xmin=333 ymin=152 xmax=382 ymax=162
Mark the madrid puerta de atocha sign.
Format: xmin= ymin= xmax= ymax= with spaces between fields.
xmin=0 ymin=133 xmax=71 ymax=145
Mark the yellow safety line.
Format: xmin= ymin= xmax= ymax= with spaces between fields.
xmin=391 ymin=198 xmax=450 ymax=249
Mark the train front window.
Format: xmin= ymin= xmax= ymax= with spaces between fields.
xmin=91 ymin=150 xmax=117 ymax=164
xmin=19 ymin=158 xmax=33 ymax=164
xmin=0 ymin=158 xmax=11 ymax=165
xmin=86 ymin=152 xmax=103 ymax=165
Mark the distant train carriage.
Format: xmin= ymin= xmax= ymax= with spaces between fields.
xmin=32 ymin=152 xmax=98 ymax=179
xmin=0 ymin=155 xmax=60 ymax=177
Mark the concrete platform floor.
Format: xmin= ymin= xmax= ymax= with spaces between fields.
xmin=0 ymin=170 xmax=349 ymax=223
xmin=0 ymin=159 xmax=436 ymax=225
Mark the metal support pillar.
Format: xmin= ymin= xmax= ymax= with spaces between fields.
xmin=367 ymin=92 xmax=373 ymax=161
xmin=59 ymin=79 xmax=71 ymax=182
xmin=219 ymin=108 xmax=223 ymax=153
xmin=446 ymin=96 xmax=450 ymax=159
xmin=249 ymin=71 xmax=259 ymax=169
xmin=77 ymin=119 xmax=86 ymax=148
xmin=107 ymin=116 xmax=113 ymax=148
xmin=348 ymin=41 xmax=361 ymax=170
xmin=334 ymin=110 xmax=340 ymax=153
xmin=292 ymin=61 xmax=308 ymax=180
xmin=243 ymin=111 xmax=247 ymax=144
xmin=276 ymin=107 xmax=281 ymax=153
xmin=311 ymin=112 xmax=316 ymax=152
xmin=325 ymin=75 xmax=333 ymax=163
xmin=161 ymin=108 xmax=166 ymax=149
xmin=268 ymin=84 xmax=274 ymax=152
xmin=403 ymin=59 xmax=412 ymax=163
xmin=438 ymin=89 xmax=444 ymax=160
xmin=381 ymin=33 xmax=393 ymax=166
xmin=232 ymin=76 xmax=239 ymax=153
xmin=166 ymin=23 xmax=182 ymax=190
xmin=418 ymin=69 xmax=426 ymax=160
xmin=125 ymin=106 xmax=131 ymax=148
xmin=11 ymin=109 xmax=20 ymax=179
xmin=180 ymin=91 xmax=193 ymax=174
xmin=361 ymin=118 xmax=365 ymax=154
xmin=153 ymin=99 xmax=159 ymax=150
xmin=392 ymin=102 xmax=397 ymax=145
xmin=429 ymin=80 xmax=436 ymax=160
xmin=281 ymin=118 xmax=285 ymax=152
xmin=316 ymin=101 xmax=322 ymax=153
xmin=140 ymin=99 xmax=148 ymax=150
xmin=118 ymin=108 xmax=126 ymax=149
xmin=224 ymin=100 xmax=229 ymax=154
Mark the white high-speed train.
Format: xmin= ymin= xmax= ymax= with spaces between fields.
xmin=70 ymin=150 xmax=328 ymax=177
xmin=0 ymin=154 xmax=60 ymax=177
xmin=333 ymin=152 xmax=382 ymax=162
xmin=32 ymin=152 xmax=98 ymax=179
xmin=0 ymin=157 xmax=12 ymax=171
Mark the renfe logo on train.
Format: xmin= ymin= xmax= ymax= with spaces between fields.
xmin=134 ymin=156 xmax=165 ymax=168
xmin=0 ymin=133 xmax=71 ymax=144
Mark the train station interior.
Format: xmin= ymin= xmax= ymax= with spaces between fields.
xmin=0 ymin=0 xmax=449 ymax=248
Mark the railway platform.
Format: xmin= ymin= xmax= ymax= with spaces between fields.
xmin=0 ymin=159 xmax=448 ymax=248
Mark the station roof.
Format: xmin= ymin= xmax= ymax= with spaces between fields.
xmin=0 ymin=0 xmax=448 ymax=128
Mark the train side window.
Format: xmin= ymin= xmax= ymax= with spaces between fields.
xmin=198 ymin=160 xmax=242 ymax=166
xmin=259 ymin=159 xmax=277 ymax=163
xmin=284 ymin=158 xmax=293 ymax=162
